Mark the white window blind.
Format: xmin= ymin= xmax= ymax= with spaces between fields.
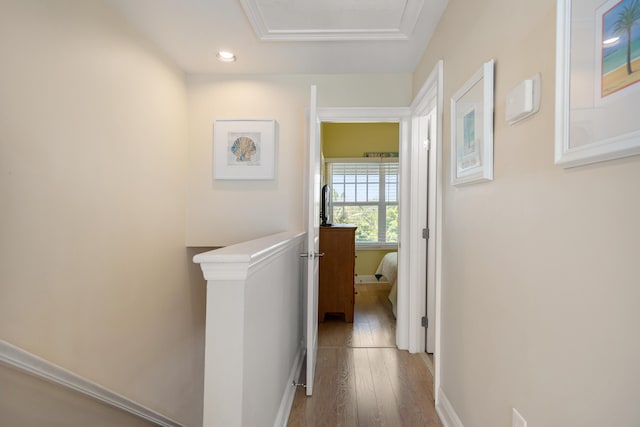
xmin=327 ymin=159 xmax=398 ymax=246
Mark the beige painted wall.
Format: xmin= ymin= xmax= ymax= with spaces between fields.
xmin=0 ymin=363 xmax=157 ymax=427
xmin=0 ymin=2 xmax=205 ymax=426
xmin=414 ymin=1 xmax=640 ymax=426
xmin=186 ymin=74 xmax=411 ymax=246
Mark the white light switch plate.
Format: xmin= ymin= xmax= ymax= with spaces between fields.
xmin=512 ymin=408 xmax=527 ymax=427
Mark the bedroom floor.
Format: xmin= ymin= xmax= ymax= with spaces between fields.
xmin=318 ymin=282 xmax=396 ymax=348
xmin=287 ymin=282 xmax=442 ymax=426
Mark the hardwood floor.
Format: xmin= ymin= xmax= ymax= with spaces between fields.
xmin=288 ymin=283 xmax=442 ymax=427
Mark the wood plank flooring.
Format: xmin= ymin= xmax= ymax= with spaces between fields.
xmin=288 ymin=283 xmax=442 ymax=427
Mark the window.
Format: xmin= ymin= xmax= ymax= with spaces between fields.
xmin=327 ymin=159 xmax=398 ymax=248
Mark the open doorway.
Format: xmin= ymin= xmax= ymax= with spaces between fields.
xmin=318 ymin=122 xmax=400 ymax=347
xmin=303 ymin=68 xmax=443 ymax=406
xmin=294 ymin=82 xmax=444 ymax=421
xmin=309 ymin=107 xmax=412 ymax=354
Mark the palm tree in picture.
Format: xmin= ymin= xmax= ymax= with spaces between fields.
xmin=613 ymin=0 xmax=640 ymax=75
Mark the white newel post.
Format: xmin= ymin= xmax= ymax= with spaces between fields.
xmin=197 ymin=259 xmax=249 ymax=427
xmin=193 ymin=231 xmax=306 ymax=427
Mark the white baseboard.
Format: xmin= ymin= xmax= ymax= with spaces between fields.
xmin=436 ymin=388 xmax=464 ymax=427
xmin=0 ymin=339 xmax=184 ymax=427
xmin=274 ymin=344 xmax=305 ymax=427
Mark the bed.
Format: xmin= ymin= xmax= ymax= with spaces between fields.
xmin=375 ymin=252 xmax=398 ymax=317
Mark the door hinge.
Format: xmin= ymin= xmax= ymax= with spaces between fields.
xmin=422 ymin=228 xmax=430 ymax=239
xmin=421 ymin=316 xmax=428 ymax=328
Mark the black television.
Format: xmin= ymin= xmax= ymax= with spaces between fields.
xmin=321 ymin=184 xmax=331 ymax=226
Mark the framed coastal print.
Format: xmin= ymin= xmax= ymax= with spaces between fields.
xmin=213 ymin=119 xmax=276 ymax=180
xmin=555 ymin=0 xmax=640 ymax=167
xmin=451 ymin=59 xmax=495 ymax=186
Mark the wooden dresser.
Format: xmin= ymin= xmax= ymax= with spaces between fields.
xmin=319 ymin=225 xmax=357 ymax=322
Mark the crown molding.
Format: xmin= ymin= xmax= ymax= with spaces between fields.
xmin=240 ymin=0 xmax=424 ymax=41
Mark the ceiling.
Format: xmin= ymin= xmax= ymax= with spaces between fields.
xmin=103 ymin=0 xmax=448 ymax=75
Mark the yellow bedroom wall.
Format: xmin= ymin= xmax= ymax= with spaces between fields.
xmin=352 ymin=250 xmax=391 ymax=278
xmin=321 ymin=123 xmax=399 ymax=276
xmin=322 ymin=122 xmax=399 ymax=157
xmin=413 ymin=0 xmax=640 ymax=426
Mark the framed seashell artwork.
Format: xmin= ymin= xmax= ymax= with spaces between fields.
xmin=213 ymin=119 xmax=276 ymax=179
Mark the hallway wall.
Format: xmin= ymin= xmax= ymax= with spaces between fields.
xmin=413 ymin=0 xmax=640 ymax=426
xmin=0 ymin=1 xmax=204 ymax=425
xmin=185 ymin=74 xmax=412 ymax=246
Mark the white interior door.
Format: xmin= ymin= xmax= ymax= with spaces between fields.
xmin=304 ymin=85 xmax=321 ymax=396
xmin=412 ymin=111 xmax=429 ymax=353
xmin=410 ymin=95 xmax=437 ymax=354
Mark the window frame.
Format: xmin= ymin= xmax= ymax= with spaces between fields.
xmin=325 ymin=157 xmax=399 ymax=250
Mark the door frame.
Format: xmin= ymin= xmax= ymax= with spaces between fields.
xmin=316 ymin=107 xmax=412 ymax=350
xmin=409 ymin=60 xmax=444 ymax=399
xmin=314 ymin=60 xmax=444 ymax=395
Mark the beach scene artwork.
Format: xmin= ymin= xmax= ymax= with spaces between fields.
xmin=600 ymin=0 xmax=640 ymax=97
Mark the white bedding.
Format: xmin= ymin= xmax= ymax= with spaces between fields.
xmin=375 ymin=252 xmax=398 ymax=317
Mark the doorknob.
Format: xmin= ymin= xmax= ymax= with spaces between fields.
xmin=299 ymin=252 xmax=325 ymax=258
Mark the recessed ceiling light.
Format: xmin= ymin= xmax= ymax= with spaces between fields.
xmin=216 ymin=51 xmax=237 ymax=62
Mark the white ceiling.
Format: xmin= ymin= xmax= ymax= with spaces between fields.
xmin=103 ymin=0 xmax=448 ymax=75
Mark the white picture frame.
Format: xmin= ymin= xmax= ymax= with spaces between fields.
xmin=451 ymin=59 xmax=495 ymax=186
xmin=213 ymin=119 xmax=276 ymax=180
xmin=555 ymin=0 xmax=640 ymax=168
